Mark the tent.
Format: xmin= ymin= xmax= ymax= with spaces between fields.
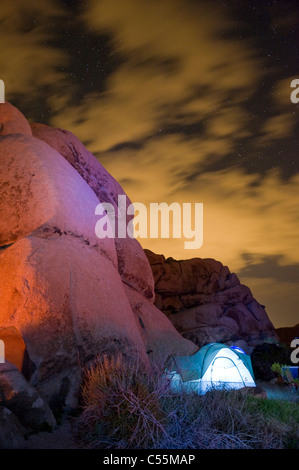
xmin=167 ymin=343 xmax=256 ymax=394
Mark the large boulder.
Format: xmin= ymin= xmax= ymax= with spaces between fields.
xmin=0 ymin=236 xmax=147 ymax=383
xmin=0 ymin=103 xmax=199 ymax=419
xmin=0 ymin=406 xmax=26 ymax=449
xmin=0 ymin=134 xmax=116 ymax=264
xmin=124 ymin=285 xmax=198 ymax=360
xmin=0 ymin=361 xmax=56 ymax=431
xmin=31 ymin=123 xmax=155 ymax=300
xmin=0 ymin=238 xmax=151 ymax=408
xmin=145 ymin=250 xmax=278 ymax=349
xmin=0 ymin=129 xmax=150 ymax=406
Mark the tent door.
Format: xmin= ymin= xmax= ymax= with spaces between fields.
xmin=210 ymin=356 xmax=246 ymax=386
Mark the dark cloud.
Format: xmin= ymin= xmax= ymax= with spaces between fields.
xmin=239 ymin=254 xmax=299 ymax=283
xmin=0 ymin=1 xmax=69 ymax=114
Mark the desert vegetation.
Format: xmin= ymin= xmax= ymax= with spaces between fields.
xmin=76 ymin=352 xmax=299 ymax=449
xmin=271 ymin=362 xmax=299 ymax=390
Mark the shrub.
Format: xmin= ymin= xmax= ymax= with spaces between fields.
xmin=78 ymin=353 xmax=171 ymax=448
xmin=271 ymin=362 xmax=282 ymax=376
xmin=252 ymin=344 xmax=292 ymax=381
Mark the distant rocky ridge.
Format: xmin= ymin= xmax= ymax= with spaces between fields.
xmin=0 ymin=101 xmax=278 ymax=447
xmin=144 ymin=250 xmax=278 ymax=353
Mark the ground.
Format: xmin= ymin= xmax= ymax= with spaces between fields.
xmin=22 ymin=380 xmax=298 ymax=450
xmin=24 ymin=416 xmax=81 ymax=449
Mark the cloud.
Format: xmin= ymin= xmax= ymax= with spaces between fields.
xmin=240 ymin=276 xmax=299 ymax=328
xmin=207 ymin=106 xmax=251 ymax=139
xmin=83 ymin=0 xmax=261 ymax=94
xmin=94 ymin=130 xmax=299 ymax=287
xmin=38 ymin=2 xmax=299 ymax=330
xmin=2 ymin=0 xmax=297 ymax=326
xmin=239 ymin=255 xmax=299 ymax=283
xmin=0 ymin=0 xmax=70 ymax=109
xmin=259 ymin=113 xmax=295 ymax=143
xmin=50 ymin=2 xmax=299 ymax=292
xmin=52 ymin=0 xmax=262 ymax=150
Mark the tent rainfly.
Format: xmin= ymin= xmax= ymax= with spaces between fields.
xmin=167 ymin=343 xmax=256 ymax=394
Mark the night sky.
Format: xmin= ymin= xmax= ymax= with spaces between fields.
xmin=1 ymin=0 xmax=299 ymax=327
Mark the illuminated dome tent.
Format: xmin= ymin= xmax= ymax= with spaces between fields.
xmin=167 ymin=343 xmax=256 ymax=394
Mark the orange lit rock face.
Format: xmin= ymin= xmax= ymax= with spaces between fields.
xmin=0 ymin=237 xmax=147 ymax=381
xmin=0 ymin=328 xmax=26 ymax=374
xmin=0 ymin=103 xmax=32 ymax=137
xmin=0 ymin=103 xmax=196 ymax=408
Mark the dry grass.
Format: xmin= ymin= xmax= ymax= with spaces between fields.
xmin=77 ymin=353 xmax=172 ymax=448
xmin=76 ymin=352 xmax=299 ymax=449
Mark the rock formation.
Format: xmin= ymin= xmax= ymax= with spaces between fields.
xmin=144 ymin=250 xmax=278 ymax=352
xmin=0 ymin=101 xmax=280 ymax=446
xmin=0 ymin=102 xmax=197 ymax=442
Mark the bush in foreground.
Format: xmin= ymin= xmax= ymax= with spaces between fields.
xmin=76 ymin=353 xmax=299 ymax=449
xmin=77 ymin=353 xmax=170 ymax=448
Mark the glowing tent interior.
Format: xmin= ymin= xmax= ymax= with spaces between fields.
xmin=167 ymin=343 xmax=256 ymax=394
